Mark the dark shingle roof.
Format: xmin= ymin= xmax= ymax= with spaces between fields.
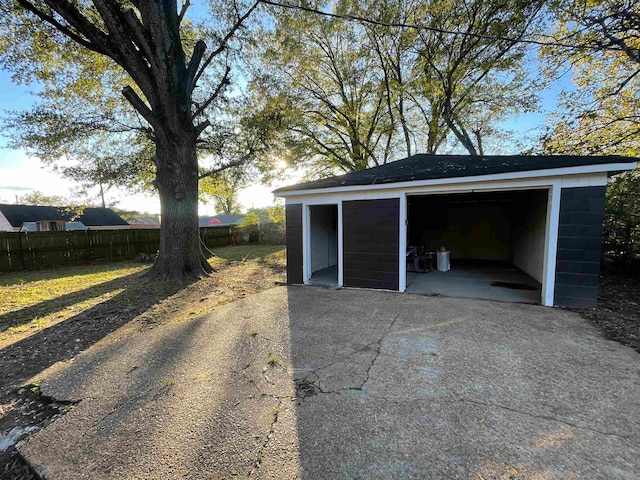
xmin=274 ymin=154 xmax=637 ymax=193
xmin=0 ymin=204 xmax=129 ymax=227
xmin=199 ymin=214 xmax=246 ymax=227
xmin=77 ymin=208 xmax=129 ymax=226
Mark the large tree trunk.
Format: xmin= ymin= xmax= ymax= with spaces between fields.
xmin=147 ymin=133 xmax=213 ymax=282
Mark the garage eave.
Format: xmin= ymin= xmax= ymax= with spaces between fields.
xmin=274 ymin=160 xmax=638 ymax=198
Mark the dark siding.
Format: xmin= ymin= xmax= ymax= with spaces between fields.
xmin=554 ymin=186 xmax=606 ymax=307
xmin=285 ymin=204 xmax=303 ymax=284
xmin=343 ymin=199 xmax=399 ymax=290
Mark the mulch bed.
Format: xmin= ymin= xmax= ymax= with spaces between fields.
xmin=571 ymin=272 xmax=640 ymax=353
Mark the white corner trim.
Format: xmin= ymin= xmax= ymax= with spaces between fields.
xmin=337 ymin=202 xmax=344 ymax=287
xmin=542 ymin=183 xmax=561 ymax=306
xmin=275 ymin=162 xmax=635 ymax=198
xmin=302 ymin=204 xmax=310 ymax=284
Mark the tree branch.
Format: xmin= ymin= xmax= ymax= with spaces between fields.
xmin=122 ymin=86 xmax=160 ymax=131
xmin=192 ymin=65 xmax=231 ymax=119
xmin=186 ymin=40 xmax=207 ymax=94
xmin=193 ymin=0 xmax=260 ymax=85
xmin=178 ymin=0 xmax=191 ymax=25
xmin=16 ymin=0 xmax=105 ymax=54
xmin=198 ymin=156 xmax=250 ymax=180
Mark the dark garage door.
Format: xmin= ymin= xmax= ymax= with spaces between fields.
xmin=343 ymin=198 xmax=400 ymax=290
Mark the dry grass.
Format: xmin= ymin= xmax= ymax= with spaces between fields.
xmin=0 ymin=245 xmax=285 ymax=349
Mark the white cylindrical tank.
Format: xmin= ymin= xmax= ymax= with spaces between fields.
xmin=437 ymin=251 xmax=450 ymax=272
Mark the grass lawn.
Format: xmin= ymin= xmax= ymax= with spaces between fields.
xmin=0 ymin=245 xmax=285 ymax=350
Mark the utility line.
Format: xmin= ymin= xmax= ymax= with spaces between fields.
xmin=259 ymin=0 xmax=628 ymax=53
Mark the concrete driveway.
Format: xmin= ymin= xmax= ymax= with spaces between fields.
xmin=20 ymin=286 xmax=640 ymax=479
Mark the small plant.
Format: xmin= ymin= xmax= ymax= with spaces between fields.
xmin=160 ymin=379 xmax=175 ymax=388
xmin=30 ymin=379 xmax=43 ymax=395
xmin=266 ymin=352 xmax=280 ymax=367
xmin=250 ymin=330 xmax=258 ymax=337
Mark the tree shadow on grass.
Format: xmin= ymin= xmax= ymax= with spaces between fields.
xmin=0 ymin=261 xmax=141 ymax=287
xmin=0 ymin=275 xmax=185 ymax=396
xmin=0 ymin=272 xmax=150 ymax=334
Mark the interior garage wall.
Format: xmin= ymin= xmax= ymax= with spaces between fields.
xmin=554 ymin=186 xmax=606 ymax=308
xmin=343 ymin=199 xmax=399 ymax=290
xmin=310 ymin=205 xmax=338 ymax=273
xmin=409 ymin=195 xmax=510 ymax=260
xmin=285 ymin=203 xmax=303 ymax=284
xmin=511 ymin=190 xmax=548 ymax=282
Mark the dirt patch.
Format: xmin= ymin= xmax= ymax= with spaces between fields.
xmin=0 ymin=384 xmax=79 ymax=480
xmin=571 ymin=272 xmax=640 ymax=354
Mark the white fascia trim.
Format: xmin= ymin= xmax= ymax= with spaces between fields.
xmin=282 ymin=173 xmax=608 ymax=205
xmin=275 ymin=162 xmax=636 ymax=198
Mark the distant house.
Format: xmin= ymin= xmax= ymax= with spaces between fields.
xmin=198 ymin=214 xmax=246 ymax=228
xmin=0 ymin=204 xmax=130 ymax=232
xmin=127 ymin=216 xmax=161 ymax=229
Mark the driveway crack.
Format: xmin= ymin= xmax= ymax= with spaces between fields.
xmin=248 ymin=397 xmax=284 ymax=477
xmin=295 ymin=314 xmax=401 ymax=399
xmin=360 ymin=313 xmax=400 ymax=390
xmin=452 ymin=397 xmax=637 ymax=441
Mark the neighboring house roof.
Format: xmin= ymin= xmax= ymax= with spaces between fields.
xmin=128 ymin=216 xmax=161 ymax=225
xmin=77 ymin=208 xmax=129 ymax=227
xmin=0 ymin=204 xmax=129 ymax=228
xmin=273 ymin=154 xmax=638 ymax=193
xmin=65 ymin=221 xmax=88 ymax=231
xmin=200 ymin=214 xmax=245 ymax=227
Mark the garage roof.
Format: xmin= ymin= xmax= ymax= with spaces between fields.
xmin=274 ymin=154 xmax=637 ymax=193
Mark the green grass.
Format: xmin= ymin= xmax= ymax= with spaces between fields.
xmin=0 ymin=245 xmax=286 ymax=348
xmin=0 ymin=261 xmax=147 ymax=288
xmin=0 ymin=261 xmax=147 ymax=313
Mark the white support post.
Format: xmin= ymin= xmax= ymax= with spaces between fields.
xmin=542 ymin=184 xmax=561 ymax=306
xmin=399 ymin=194 xmax=407 ymax=292
xmin=337 ymin=201 xmax=344 ymax=287
xmin=302 ymin=203 xmax=310 ymax=284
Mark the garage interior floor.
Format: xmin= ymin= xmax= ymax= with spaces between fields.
xmin=406 ymin=260 xmax=542 ymax=304
xmin=309 ymin=265 xmax=338 ymax=285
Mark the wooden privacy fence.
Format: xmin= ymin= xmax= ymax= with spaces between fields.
xmin=0 ymin=226 xmax=234 ymax=272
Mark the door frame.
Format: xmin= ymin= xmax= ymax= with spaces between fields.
xmin=303 ymin=202 xmax=343 ymax=286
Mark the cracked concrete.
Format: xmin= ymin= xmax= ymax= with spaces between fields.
xmin=18 ymin=286 xmax=640 ymax=479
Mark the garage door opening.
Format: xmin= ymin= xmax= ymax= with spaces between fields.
xmin=309 ymin=204 xmax=338 ymax=285
xmin=406 ymin=190 xmax=548 ymax=303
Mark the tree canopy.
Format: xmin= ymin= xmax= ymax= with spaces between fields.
xmin=249 ymin=0 xmax=544 ymax=176
xmin=543 ymin=0 xmax=640 ymax=156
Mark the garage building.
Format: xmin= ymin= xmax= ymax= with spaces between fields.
xmin=274 ymin=154 xmax=638 ymax=307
